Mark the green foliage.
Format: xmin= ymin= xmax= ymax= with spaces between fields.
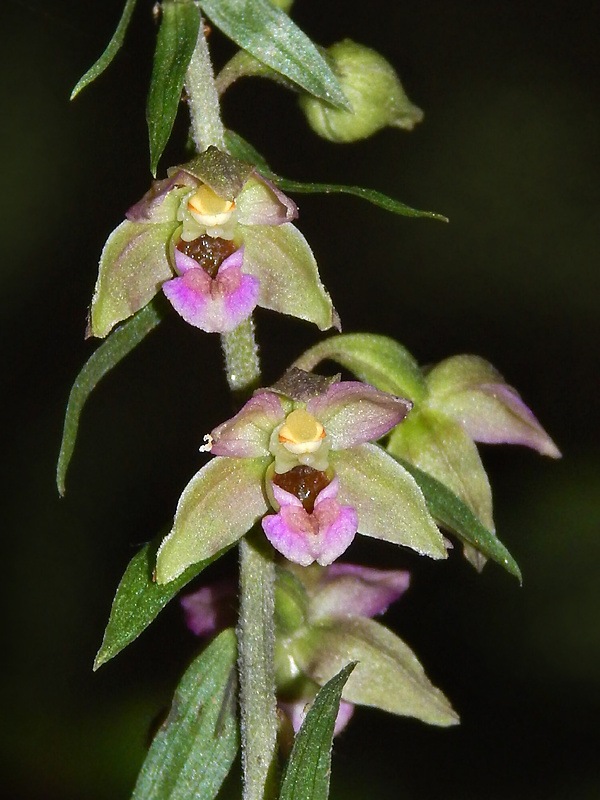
xmin=70 ymin=0 xmax=138 ymax=99
xmin=225 ymin=130 xmax=448 ymax=221
xmin=396 ymin=457 xmax=522 ymax=581
xmin=131 ymin=629 xmax=239 ymax=800
xmin=147 ymin=0 xmax=201 ymax=175
xmin=56 ymin=300 xmax=163 ymax=496
xmin=279 ymin=663 xmax=356 ymax=800
xmin=94 ymin=535 xmax=232 ymax=670
xmin=199 ymin=0 xmax=349 ymax=108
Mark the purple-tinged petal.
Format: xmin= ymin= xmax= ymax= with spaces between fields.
xmin=426 ymin=355 xmax=561 ymax=457
xmin=163 ymin=251 xmax=259 ymax=333
xmin=279 ymin=698 xmax=354 ymax=735
xmin=181 ymin=579 xmax=237 ymax=637
xmin=306 ymin=381 xmax=412 ymax=450
xmin=236 ymin=174 xmax=298 ymax=226
xmin=211 ymin=392 xmax=286 ymax=458
xmin=311 ymin=563 xmax=410 ymax=621
xmin=262 ymin=478 xmax=358 ymax=566
xmin=126 ymin=172 xmax=196 ymax=222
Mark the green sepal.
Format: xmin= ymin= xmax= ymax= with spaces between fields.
xmin=90 ymin=219 xmax=178 ymax=338
xmin=57 ymin=300 xmax=163 ymax=496
xmin=279 ymin=662 xmax=356 ymax=800
xmin=331 ymin=444 xmax=447 ymax=559
xmin=155 ymin=456 xmax=271 ymax=583
xmin=131 ymin=628 xmax=239 ymax=800
xmin=224 ymin=130 xmax=448 ymax=221
xmin=238 ymin=223 xmax=338 ymax=331
xmin=199 ymin=0 xmax=349 ymax=108
xmin=293 ymin=332 xmax=427 ymax=402
xmin=179 ymin=145 xmax=254 ymax=200
xmin=387 ymin=409 xmax=494 ymax=531
xmin=293 ymin=617 xmax=458 ymax=727
xmin=94 ymin=533 xmax=232 ymax=670
xmin=70 ymin=0 xmax=138 ymax=99
xmin=393 ymin=455 xmax=522 ymax=581
xmin=148 ymin=0 xmax=201 ymax=176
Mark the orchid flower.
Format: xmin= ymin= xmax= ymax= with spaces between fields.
xmin=89 ymin=147 xmax=337 ymax=337
xmin=155 ymin=369 xmax=447 ymax=583
xmin=181 ymin=560 xmax=457 ymax=734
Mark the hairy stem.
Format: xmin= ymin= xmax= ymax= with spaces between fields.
xmin=221 ymin=317 xmax=261 ymax=395
xmin=185 ymin=19 xmax=224 ymax=151
xmin=238 ymin=531 xmax=279 ymax=800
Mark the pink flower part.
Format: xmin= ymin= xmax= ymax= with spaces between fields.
xmin=163 ymin=246 xmax=259 ymax=333
xmin=126 ymin=171 xmax=197 ymax=222
xmin=262 ymin=477 xmax=358 ymax=566
xmin=180 ymin=579 xmax=237 ymax=637
xmin=314 ymin=562 xmax=410 ymax=620
xmin=210 ymin=391 xmax=286 ymax=458
xmin=280 ymin=698 xmax=354 ymax=736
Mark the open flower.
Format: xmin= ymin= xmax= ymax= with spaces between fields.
xmin=155 ymin=369 xmax=447 ymax=583
xmin=180 ymin=560 xmax=457 ymax=735
xmin=89 ymin=147 xmax=337 ymax=337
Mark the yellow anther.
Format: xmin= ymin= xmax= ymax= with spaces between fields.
xmin=278 ymin=409 xmax=326 ymax=455
xmin=188 ymin=185 xmax=235 ymax=226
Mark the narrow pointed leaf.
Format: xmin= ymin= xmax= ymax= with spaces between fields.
xmin=279 ymin=662 xmax=356 ymax=800
xmin=199 ymin=0 xmax=348 ymax=108
xmin=132 ymin=628 xmax=239 ymax=800
xmin=293 ymin=618 xmax=458 ymax=727
xmin=147 ymin=0 xmax=201 ymax=175
xmin=224 ymin=130 xmax=447 ymax=221
xmin=331 ymin=444 xmax=447 ymax=559
xmin=392 ymin=455 xmax=522 ymax=581
xmin=293 ymin=332 xmax=427 ymax=402
xmin=57 ymin=300 xmax=163 ymax=496
xmin=155 ymin=456 xmax=271 ymax=583
xmin=94 ymin=534 xmax=232 ymax=670
xmin=70 ymin=0 xmax=138 ymax=99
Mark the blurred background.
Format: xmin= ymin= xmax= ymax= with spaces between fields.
xmin=2 ymin=0 xmax=599 ymax=798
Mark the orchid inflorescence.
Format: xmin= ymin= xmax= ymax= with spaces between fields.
xmin=59 ymin=2 xmax=560 ymax=799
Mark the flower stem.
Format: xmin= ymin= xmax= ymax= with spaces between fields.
xmin=221 ymin=317 xmax=261 ymax=395
xmin=238 ymin=530 xmax=279 ymax=800
xmin=185 ymin=18 xmax=224 ymax=151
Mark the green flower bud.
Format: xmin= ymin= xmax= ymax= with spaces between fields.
xmin=299 ymin=40 xmax=423 ymax=143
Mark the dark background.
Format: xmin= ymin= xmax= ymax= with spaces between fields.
xmin=3 ymin=1 xmax=599 ymax=798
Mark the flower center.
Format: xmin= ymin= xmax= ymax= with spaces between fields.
xmin=176 ymin=235 xmax=237 ymax=278
xmin=188 ymin=185 xmax=235 ymax=227
xmin=272 ymin=465 xmax=331 ymax=513
xmin=278 ymin=409 xmax=326 ymax=455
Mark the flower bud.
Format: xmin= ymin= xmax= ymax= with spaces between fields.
xmin=299 ymin=40 xmax=423 ymax=143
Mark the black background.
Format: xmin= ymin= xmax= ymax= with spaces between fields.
xmin=2 ymin=1 xmax=600 ymax=798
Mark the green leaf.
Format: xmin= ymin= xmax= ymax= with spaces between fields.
xmin=199 ymin=0 xmax=348 ymax=108
xmin=147 ymin=0 xmax=201 ymax=176
xmin=293 ymin=332 xmax=427 ymax=402
xmin=238 ymin=223 xmax=337 ymax=331
xmin=56 ymin=300 xmax=163 ymax=496
xmin=132 ymin=628 xmax=239 ymax=800
xmin=94 ymin=533 xmax=232 ymax=670
xmin=293 ymin=617 xmax=458 ymax=727
xmin=393 ymin=455 xmax=522 ymax=581
xmin=70 ymin=0 xmax=138 ymax=99
xmin=155 ymin=456 xmax=271 ymax=583
xmin=331 ymin=444 xmax=447 ymax=560
xmin=224 ymin=130 xmax=447 ymax=221
xmin=279 ymin=662 xmax=356 ymax=800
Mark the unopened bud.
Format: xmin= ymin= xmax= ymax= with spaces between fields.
xmin=299 ymin=40 xmax=424 ymax=143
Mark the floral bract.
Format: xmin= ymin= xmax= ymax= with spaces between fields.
xmin=89 ymin=147 xmax=338 ymax=337
xmin=155 ymin=371 xmax=448 ymax=583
